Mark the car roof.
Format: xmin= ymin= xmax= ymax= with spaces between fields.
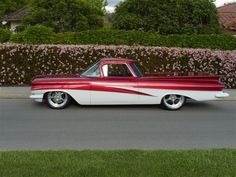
xmin=100 ymin=58 xmax=135 ymax=63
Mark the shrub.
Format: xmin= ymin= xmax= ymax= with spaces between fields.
xmin=0 ymin=28 xmax=11 ymax=43
xmin=0 ymin=44 xmax=235 ymax=88
xmin=12 ymin=30 xmax=236 ymax=50
xmin=11 ymin=25 xmax=54 ymax=44
xmin=55 ymin=30 xmax=236 ymax=50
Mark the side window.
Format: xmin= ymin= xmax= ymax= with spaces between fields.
xmin=103 ymin=64 xmax=133 ymax=77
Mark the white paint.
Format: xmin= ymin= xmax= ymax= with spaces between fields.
xmin=137 ymin=89 xmax=229 ymax=104
xmin=91 ymin=91 xmax=138 ymax=104
xmin=102 ymin=64 xmax=108 ymax=77
xmin=30 ymin=87 xmax=229 ymax=105
xmin=30 ymin=90 xmax=91 ymax=105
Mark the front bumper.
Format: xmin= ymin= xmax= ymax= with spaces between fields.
xmin=30 ymin=92 xmax=44 ymax=102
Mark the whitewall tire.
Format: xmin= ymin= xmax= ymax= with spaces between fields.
xmin=161 ymin=94 xmax=186 ymax=110
xmin=46 ymin=91 xmax=71 ymax=109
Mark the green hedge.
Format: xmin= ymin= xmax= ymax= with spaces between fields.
xmin=10 ymin=25 xmax=54 ymax=44
xmin=0 ymin=28 xmax=11 ymax=43
xmin=11 ymin=29 xmax=236 ymax=50
xmin=0 ymin=45 xmax=235 ymax=88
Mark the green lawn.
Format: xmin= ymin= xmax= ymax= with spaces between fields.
xmin=0 ymin=149 xmax=235 ymax=177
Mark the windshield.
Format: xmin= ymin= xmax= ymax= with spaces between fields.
xmin=81 ymin=61 xmax=100 ymax=77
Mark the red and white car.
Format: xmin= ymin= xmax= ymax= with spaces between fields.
xmin=30 ymin=58 xmax=229 ymax=110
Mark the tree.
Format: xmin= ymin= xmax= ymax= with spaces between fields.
xmin=23 ymin=0 xmax=104 ymax=32
xmin=0 ymin=0 xmax=31 ymax=19
xmin=112 ymin=0 xmax=221 ymax=34
xmin=88 ymin=0 xmax=108 ymax=12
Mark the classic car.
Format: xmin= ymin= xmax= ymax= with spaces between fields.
xmin=30 ymin=58 xmax=229 ymax=110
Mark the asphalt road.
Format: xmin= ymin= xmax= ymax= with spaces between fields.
xmin=0 ymin=99 xmax=235 ymax=150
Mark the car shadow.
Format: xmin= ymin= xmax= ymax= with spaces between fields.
xmin=72 ymin=99 xmax=220 ymax=111
xmin=31 ymin=99 xmax=224 ymax=111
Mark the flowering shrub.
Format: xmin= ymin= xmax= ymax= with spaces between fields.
xmin=0 ymin=44 xmax=235 ymax=88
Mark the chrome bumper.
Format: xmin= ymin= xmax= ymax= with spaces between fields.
xmin=30 ymin=93 xmax=44 ymax=102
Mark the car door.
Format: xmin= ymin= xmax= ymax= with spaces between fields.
xmin=90 ymin=63 xmax=138 ymax=105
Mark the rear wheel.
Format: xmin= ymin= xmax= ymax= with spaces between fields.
xmin=46 ymin=91 xmax=71 ymax=109
xmin=161 ymin=94 xmax=185 ymax=110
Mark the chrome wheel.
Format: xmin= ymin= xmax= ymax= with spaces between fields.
xmin=162 ymin=94 xmax=185 ymax=110
xmin=46 ymin=91 xmax=70 ymax=109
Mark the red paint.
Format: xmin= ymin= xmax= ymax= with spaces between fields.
xmin=31 ymin=58 xmax=225 ymax=93
xmin=91 ymin=85 xmax=152 ymax=96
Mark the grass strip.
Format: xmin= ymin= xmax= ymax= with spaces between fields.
xmin=0 ymin=149 xmax=235 ymax=177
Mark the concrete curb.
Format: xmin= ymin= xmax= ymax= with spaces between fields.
xmin=1 ymin=87 xmax=236 ymax=101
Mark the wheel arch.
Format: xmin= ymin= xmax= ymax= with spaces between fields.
xmin=161 ymin=92 xmax=191 ymax=101
xmin=43 ymin=90 xmax=78 ymax=103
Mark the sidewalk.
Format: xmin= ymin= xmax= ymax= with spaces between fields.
xmin=1 ymin=87 xmax=236 ymax=100
xmin=0 ymin=87 xmax=31 ymax=99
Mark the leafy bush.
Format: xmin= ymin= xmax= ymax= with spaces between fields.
xmin=54 ymin=30 xmax=236 ymax=50
xmin=11 ymin=25 xmax=54 ymax=44
xmin=11 ymin=30 xmax=236 ymax=50
xmin=53 ymin=30 xmax=158 ymax=45
xmin=113 ymin=0 xmax=221 ymax=34
xmin=0 ymin=44 xmax=235 ymax=88
xmin=0 ymin=28 xmax=11 ymax=43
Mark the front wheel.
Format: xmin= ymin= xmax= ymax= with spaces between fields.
xmin=46 ymin=91 xmax=71 ymax=109
xmin=161 ymin=94 xmax=186 ymax=110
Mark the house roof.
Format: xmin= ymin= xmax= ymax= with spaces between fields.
xmin=218 ymin=3 xmax=236 ymax=31
xmin=2 ymin=7 xmax=29 ymax=22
